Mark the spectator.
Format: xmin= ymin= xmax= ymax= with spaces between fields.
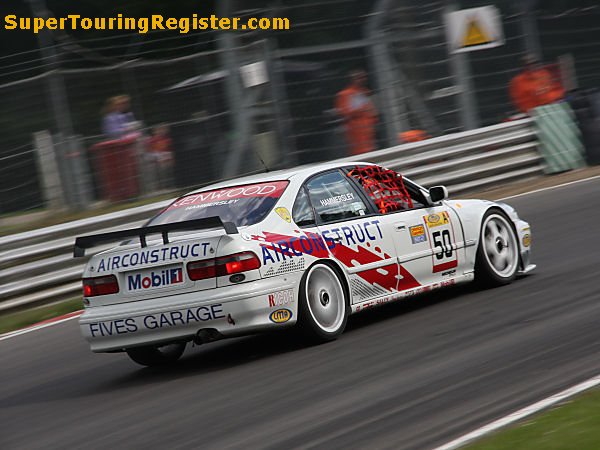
xmin=147 ymin=124 xmax=174 ymax=189
xmin=509 ymin=55 xmax=565 ymax=114
xmin=335 ymin=70 xmax=378 ymax=155
xmin=101 ymin=95 xmax=140 ymax=139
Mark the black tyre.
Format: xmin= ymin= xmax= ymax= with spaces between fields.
xmin=126 ymin=342 xmax=186 ymax=367
xmin=475 ymin=209 xmax=520 ymax=287
xmin=298 ymin=263 xmax=349 ymax=342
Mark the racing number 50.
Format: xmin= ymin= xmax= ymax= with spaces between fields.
xmin=432 ymin=230 xmax=452 ymax=260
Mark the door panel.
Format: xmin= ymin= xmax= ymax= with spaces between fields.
xmin=341 ymin=164 xmax=466 ymax=291
xmin=317 ymin=218 xmax=403 ymax=304
xmin=379 ymin=206 xmax=465 ymax=288
xmin=304 ymin=170 xmax=403 ymax=304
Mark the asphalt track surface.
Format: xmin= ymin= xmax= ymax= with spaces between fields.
xmin=2 ymin=179 xmax=600 ymax=450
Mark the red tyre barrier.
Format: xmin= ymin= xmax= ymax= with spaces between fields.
xmin=90 ymin=136 xmax=139 ymax=202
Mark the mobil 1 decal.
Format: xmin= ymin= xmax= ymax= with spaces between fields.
xmin=423 ymin=211 xmax=458 ymax=273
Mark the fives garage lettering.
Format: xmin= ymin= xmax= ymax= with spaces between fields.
xmin=88 ymin=304 xmax=225 ymax=337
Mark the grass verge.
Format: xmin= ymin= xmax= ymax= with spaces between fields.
xmin=467 ymin=388 xmax=600 ymax=450
xmin=0 ymin=298 xmax=83 ymax=335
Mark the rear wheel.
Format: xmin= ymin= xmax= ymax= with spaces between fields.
xmin=475 ymin=210 xmax=519 ymax=287
xmin=126 ymin=342 xmax=186 ymax=367
xmin=298 ymin=263 xmax=349 ymax=342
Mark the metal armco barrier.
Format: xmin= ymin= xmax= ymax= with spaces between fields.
xmin=0 ymin=118 xmax=544 ymax=313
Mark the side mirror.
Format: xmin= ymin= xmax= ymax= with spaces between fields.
xmin=429 ymin=186 xmax=448 ymax=203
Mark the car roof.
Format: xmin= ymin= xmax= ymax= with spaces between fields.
xmin=186 ymin=161 xmax=375 ymax=194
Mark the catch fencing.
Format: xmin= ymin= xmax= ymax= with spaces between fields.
xmin=1 ymin=1 xmax=598 ymax=215
xmin=0 ymin=118 xmax=543 ymax=313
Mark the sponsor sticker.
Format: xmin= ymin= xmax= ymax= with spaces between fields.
xmin=425 ymin=211 xmax=459 ymax=273
xmin=268 ymin=289 xmax=294 ymax=308
xmin=522 ymin=234 xmax=531 ymax=247
xmin=269 ymin=308 xmax=292 ymax=323
xmin=127 ymin=267 xmax=183 ymax=291
xmin=275 ymin=207 xmax=292 ymax=223
xmin=409 ymin=225 xmax=427 ymax=244
xmin=167 ymin=181 xmax=288 ymax=211
xmin=97 ymin=243 xmax=211 ymax=272
xmin=319 ymin=192 xmax=355 ymax=207
xmin=258 ymin=219 xmax=384 ymax=266
xmin=441 ymin=279 xmax=455 ymax=287
xmin=424 ymin=211 xmax=450 ymax=228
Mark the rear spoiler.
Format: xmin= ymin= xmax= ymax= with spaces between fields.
xmin=73 ymin=217 xmax=238 ymax=257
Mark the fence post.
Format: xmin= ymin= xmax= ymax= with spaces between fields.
xmin=262 ymin=38 xmax=297 ymax=168
xmin=70 ymin=135 xmax=93 ymax=207
xmin=369 ymin=32 xmax=409 ymax=146
xmin=33 ymin=130 xmax=66 ymax=211
xmin=135 ymin=137 xmax=157 ymax=196
xmin=444 ymin=1 xmax=480 ymax=131
xmin=366 ymin=0 xmax=409 ymax=147
xmin=26 ymin=0 xmax=76 ymax=148
xmin=54 ymin=134 xmax=77 ymax=209
xmin=53 ymin=133 xmax=94 ymax=210
xmin=520 ymin=0 xmax=543 ymax=60
xmin=217 ymin=0 xmax=255 ymax=178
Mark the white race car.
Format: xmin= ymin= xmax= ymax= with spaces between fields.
xmin=75 ymin=162 xmax=535 ymax=366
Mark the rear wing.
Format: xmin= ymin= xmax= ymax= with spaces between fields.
xmin=73 ymin=217 xmax=238 ymax=257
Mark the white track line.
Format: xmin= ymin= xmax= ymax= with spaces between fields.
xmin=432 ymin=374 xmax=600 ymax=450
xmin=0 ymin=311 xmax=82 ymax=341
xmin=432 ymin=173 xmax=600 ymax=448
xmin=497 ymin=173 xmax=600 ymax=201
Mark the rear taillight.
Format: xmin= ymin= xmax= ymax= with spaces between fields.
xmin=187 ymin=259 xmax=217 ymax=281
xmin=83 ymin=275 xmax=119 ymax=297
xmin=216 ymin=252 xmax=261 ymax=276
xmin=186 ymin=252 xmax=261 ymax=281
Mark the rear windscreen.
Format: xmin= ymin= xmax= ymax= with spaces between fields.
xmin=147 ymin=181 xmax=289 ymax=227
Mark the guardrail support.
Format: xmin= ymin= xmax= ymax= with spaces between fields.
xmin=33 ymin=130 xmax=66 ymax=211
xmin=367 ymin=0 xmax=409 ymax=146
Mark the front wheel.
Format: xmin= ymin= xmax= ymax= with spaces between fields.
xmin=126 ymin=342 xmax=186 ymax=367
xmin=298 ymin=263 xmax=349 ymax=343
xmin=475 ymin=210 xmax=520 ymax=287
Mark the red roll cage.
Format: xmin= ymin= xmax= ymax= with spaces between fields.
xmin=347 ymin=165 xmax=413 ymax=214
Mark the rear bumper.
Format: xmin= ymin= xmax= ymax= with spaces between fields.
xmin=79 ymin=274 xmax=302 ymax=352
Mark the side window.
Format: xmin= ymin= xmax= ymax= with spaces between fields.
xmin=306 ymin=171 xmax=369 ymax=224
xmin=292 ymin=187 xmax=316 ymax=226
xmin=403 ymin=181 xmax=428 ymax=208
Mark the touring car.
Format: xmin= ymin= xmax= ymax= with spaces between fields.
xmin=75 ymin=161 xmax=535 ymax=366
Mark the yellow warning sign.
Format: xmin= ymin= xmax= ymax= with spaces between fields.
xmin=462 ymin=17 xmax=492 ymax=47
xmin=445 ymin=6 xmax=504 ymax=54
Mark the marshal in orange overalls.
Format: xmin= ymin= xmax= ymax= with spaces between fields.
xmin=336 ymin=72 xmax=378 ymax=155
xmin=510 ymin=65 xmax=565 ymax=114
